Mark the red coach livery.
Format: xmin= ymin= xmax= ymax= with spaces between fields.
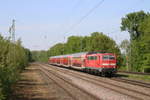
xmin=49 ymin=52 xmax=117 ymax=76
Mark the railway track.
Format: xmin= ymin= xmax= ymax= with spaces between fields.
xmin=111 ymin=77 xmax=150 ymax=88
xmin=43 ymin=63 xmax=150 ymax=100
xmin=38 ymin=64 xmax=100 ymax=100
xmin=38 ymin=68 xmax=76 ymax=100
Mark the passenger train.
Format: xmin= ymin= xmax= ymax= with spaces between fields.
xmin=49 ymin=52 xmax=117 ymax=76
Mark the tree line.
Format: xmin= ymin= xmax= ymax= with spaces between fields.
xmin=36 ymin=32 xmax=122 ymax=66
xmin=0 ymin=35 xmax=32 ymax=100
xmin=31 ymin=50 xmax=48 ymax=62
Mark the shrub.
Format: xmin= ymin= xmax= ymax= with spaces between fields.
xmin=0 ymin=34 xmax=31 ymax=99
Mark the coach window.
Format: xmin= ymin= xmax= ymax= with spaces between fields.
xmin=88 ymin=56 xmax=91 ymax=60
xmin=88 ymin=56 xmax=92 ymax=60
xmin=88 ymin=56 xmax=97 ymax=60
xmin=93 ymin=56 xmax=97 ymax=60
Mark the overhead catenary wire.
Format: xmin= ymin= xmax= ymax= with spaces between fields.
xmin=58 ymin=0 xmax=84 ymax=34
xmin=61 ymin=0 xmax=105 ymax=54
xmin=63 ymin=0 xmax=105 ymax=35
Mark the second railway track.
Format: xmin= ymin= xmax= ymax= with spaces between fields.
xmin=111 ymin=77 xmax=150 ymax=88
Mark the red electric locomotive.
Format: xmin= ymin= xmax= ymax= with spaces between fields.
xmin=49 ymin=52 xmax=117 ymax=76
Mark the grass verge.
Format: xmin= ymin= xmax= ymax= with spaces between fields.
xmin=118 ymin=72 xmax=150 ymax=82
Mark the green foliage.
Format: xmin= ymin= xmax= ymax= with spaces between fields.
xmin=89 ymin=32 xmax=120 ymax=53
xmin=121 ymin=10 xmax=149 ymax=40
xmin=0 ymin=34 xmax=31 ymax=99
xmin=65 ymin=36 xmax=84 ymax=54
xmin=139 ymin=16 xmax=150 ymax=72
xmin=120 ymin=11 xmax=150 ymax=72
xmin=32 ymin=50 xmax=48 ymax=62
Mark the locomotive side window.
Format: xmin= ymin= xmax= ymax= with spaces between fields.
xmin=103 ymin=55 xmax=109 ymax=60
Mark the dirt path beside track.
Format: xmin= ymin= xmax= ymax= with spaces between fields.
xmin=11 ymin=63 xmax=73 ymax=100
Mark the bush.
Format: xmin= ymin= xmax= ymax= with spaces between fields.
xmin=0 ymin=35 xmax=31 ymax=100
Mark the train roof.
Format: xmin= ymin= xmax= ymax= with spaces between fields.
xmin=49 ymin=52 xmax=88 ymax=58
xmin=71 ymin=52 xmax=88 ymax=57
xmin=49 ymin=52 xmax=115 ymax=58
xmin=49 ymin=54 xmax=69 ymax=58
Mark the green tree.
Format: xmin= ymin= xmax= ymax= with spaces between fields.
xmin=89 ymin=32 xmax=119 ymax=53
xmin=32 ymin=50 xmax=48 ymax=62
xmin=47 ymin=43 xmax=65 ymax=56
xmin=138 ymin=16 xmax=150 ymax=72
xmin=121 ymin=10 xmax=148 ymax=40
xmin=65 ymin=36 xmax=84 ymax=53
xmin=120 ymin=11 xmax=150 ymax=72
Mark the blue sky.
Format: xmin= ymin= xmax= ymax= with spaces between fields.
xmin=0 ymin=0 xmax=149 ymax=50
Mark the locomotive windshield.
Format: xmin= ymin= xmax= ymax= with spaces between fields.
xmin=103 ymin=55 xmax=115 ymax=60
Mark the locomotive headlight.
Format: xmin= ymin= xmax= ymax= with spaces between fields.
xmin=110 ymin=63 xmax=116 ymax=66
xmin=102 ymin=63 xmax=116 ymax=66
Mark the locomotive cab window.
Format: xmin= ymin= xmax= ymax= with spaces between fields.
xmin=103 ymin=55 xmax=115 ymax=60
xmin=109 ymin=55 xmax=115 ymax=60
